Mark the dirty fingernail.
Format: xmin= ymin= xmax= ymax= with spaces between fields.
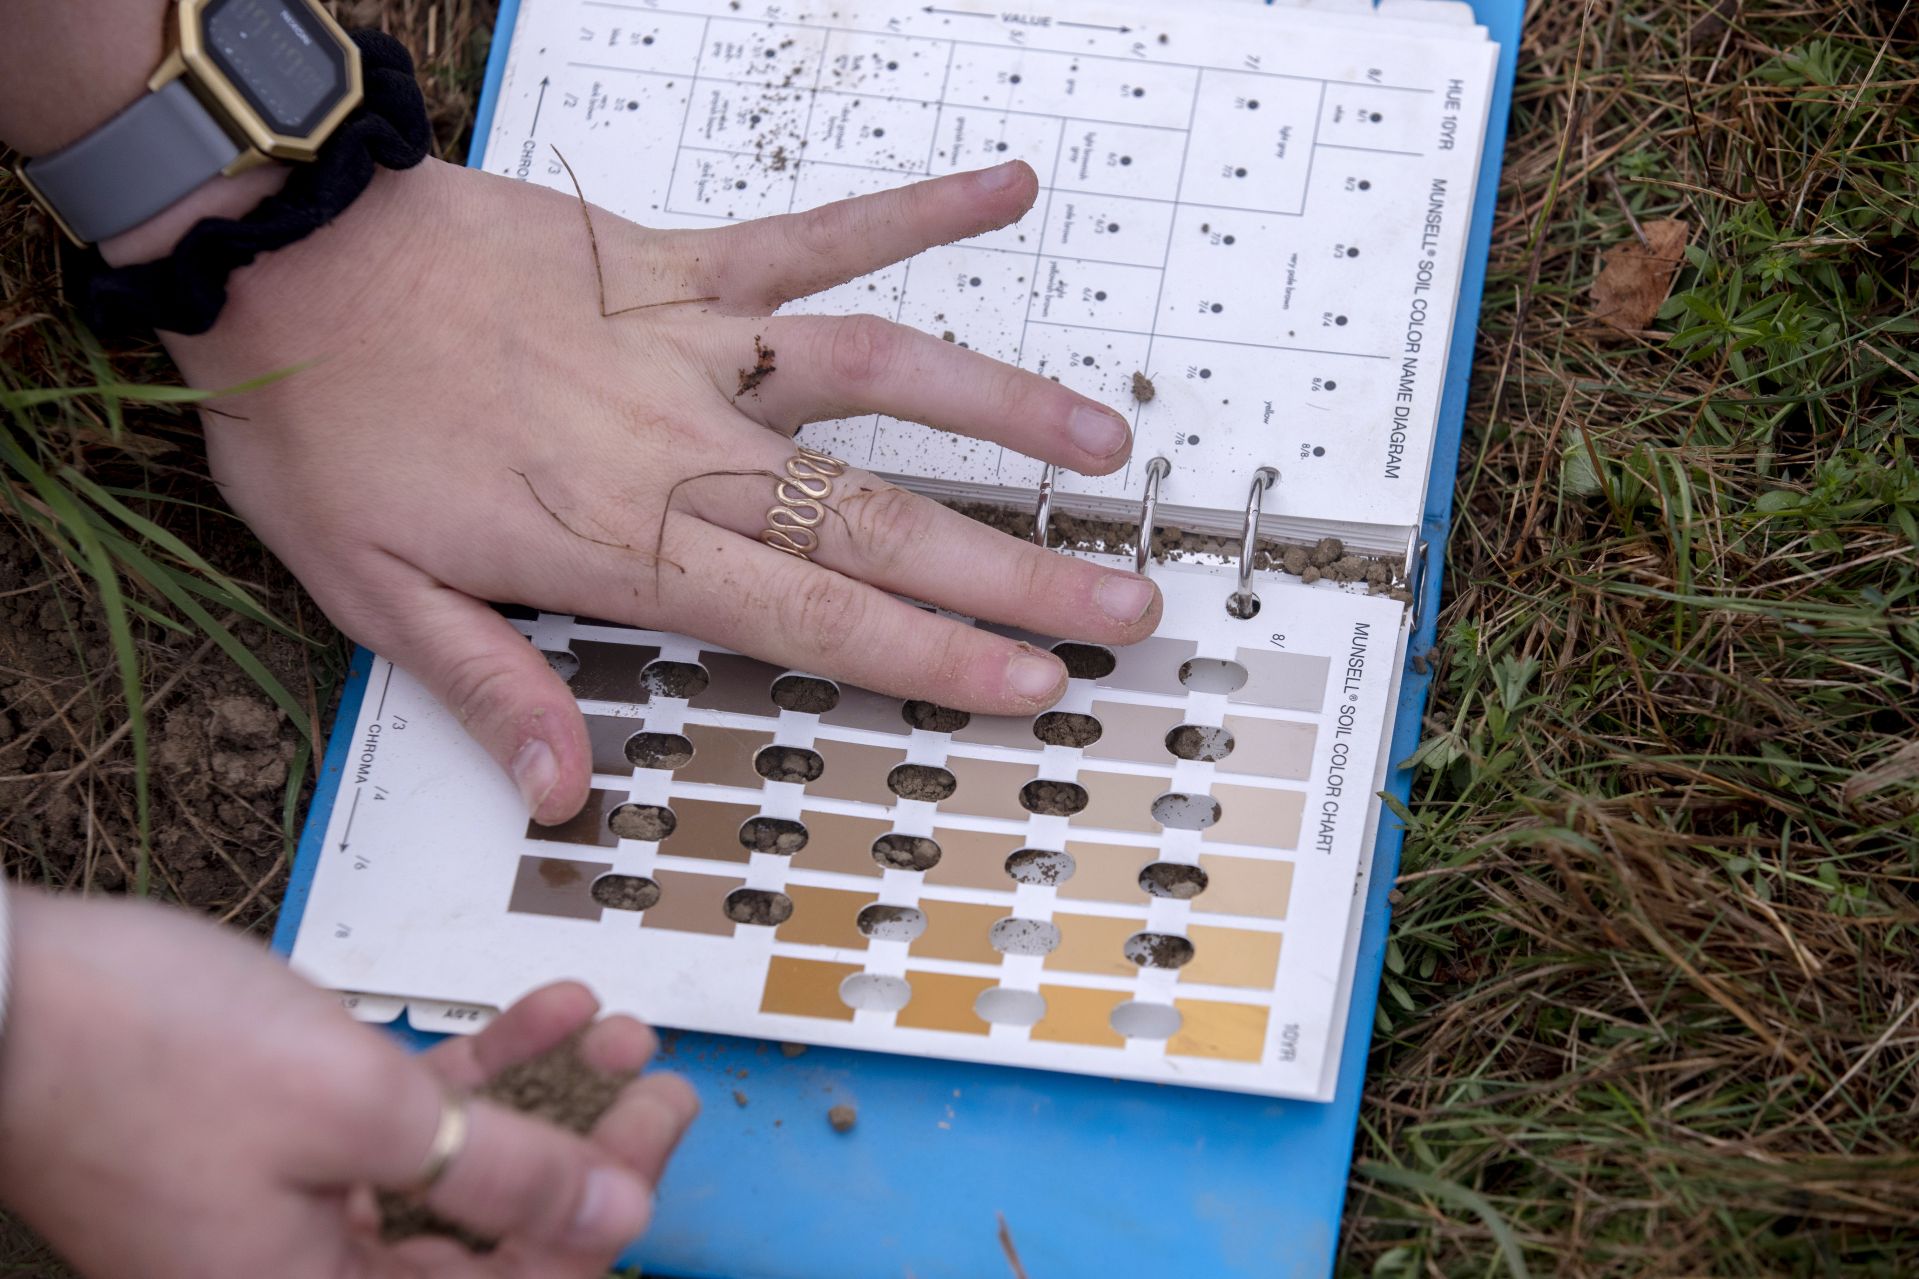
xmin=1068 ymin=405 xmax=1130 ymax=459
xmin=1006 ymin=650 xmax=1065 ymax=701
xmin=1096 ymin=574 xmax=1156 ymax=625
xmin=975 ymin=160 xmax=1025 ymax=191
xmin=569 ymin=1167 xmax=652 ymax=1249
xmin=510 ymin=737 xmax=558 ymax=814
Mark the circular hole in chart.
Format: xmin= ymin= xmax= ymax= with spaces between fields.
xmin=887 ymin=763 xmax=956 ymax=802
xmin=623 ymin=731 xmax=693 ymax=770
xmin=1051 ymin=642 xmax=1117 ymax=680
xmin=1225 ymin=592 xmax=1262 ymax=620
xmin=639 ymin=659 xmax=709 ymax=700
xmin=723 ymin=888 xmax=794 ymax=926
xmin=989 ymin=916 xmax=1062 ymax=956
xmin=770 ymin=674 xmax=840 ymax=713
xmin=541 ymin=649 xmax=581 ymax=681
xmin=975 ymin=987 xmax=1047 ymax=1027
xmin=1005 ymin=847 xmax=1076 ymax=886
xmin=1150 ymin=792 xmax=1221 ymax=830
xmin=839 ymin=972 xmax=913 ymax=1013
xmin=1139 ymin=862 xmax=1210 ymax=900
xmin=1033 ymin=711 xmax=1103 ymax=748
xmin=755 ymin=745 xmax=824 ymax=784
xmin=590 ymin=874 xmax=661 ymax=912
xmin=739 ymin=815 xmax=808 ymax=855
xmin=857 ymin=903 xmax=927 ymax=942
xmin=1109 ymin=1000 xmax=1182 ymax=1040
xmin=872 ymin=833 xmax=942 ymax=871
xmin=1178 ymin=657 xmax=1249 ymax=695
xmin=1164 ymin=724 xmax=1234 ymax=763
xmin=1020 ymin=779 xmax=1088 ymax=817
xmin=1123 ymin=931 xmax=1196 ymax=969
xmin=902 ymin=700 xmax=971 ymax=733
xmin=608 ymin=802 xmax=677 ymax=842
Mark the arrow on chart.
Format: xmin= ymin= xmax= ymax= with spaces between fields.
xmin=921 ymin=6 xmax=993 ymax=18
xmin=339 ymin=789 xmax=363 ymax=853
xmin=1057 ymin=19 xmax=1132 ymax=31
xmin=530 ymin=76 xmax=550 ymax=136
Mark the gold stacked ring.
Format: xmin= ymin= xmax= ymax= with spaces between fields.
xmin=759 ymin=445 xmax=847 ymax=562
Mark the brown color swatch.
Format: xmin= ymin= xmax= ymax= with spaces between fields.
xmin=922 ymin=828 xmax=1025 ymax=891
xmin=940 ymin=756 xmax=1041 ymax=820
xmin=1030 ymin=984 xmax=1128 ymax=1048
xmin=1182 ymin=925 xmax=1283 ymax=988
xmin=760 ymin=957 xmax=861 ymax=1021
xmin=688 ymin=651 xmax=785 ymax=715
xmin=1085 ymin=700 xmax=1187 ymax=766
xmin=1045 ymin=912 xmax=1145 ymax=977
xmin=1167 ymin=999 xmax=1270 ymax=1062
xmin=1102 ymin=636 xmax=1198 ymax=696
xmin=1196 ymin=855 xmax=1294 ymax=920
xmin=567 ymin=641 xmax=660 ymax=703
xmin=583 ymin=714 xmax=645 ymax=776
xmin=524 ymin=788 xmax=620 ymax=849
xmin=639 ymin=869 xmax=743 ymax=936
xmin=1232 ymin=647 xmax=1332 ymax=713
xmin=1074 ymin=770 xmax=1165 ymax=834
xmin=951 ymin=711 xmax=1039 ymax=749
xmin=507 ymin=855 xmax=610 ymax=920
xmin=776 ymin=884 xmax=877 ymax=950
xmin=912 ymin=899 xmax=1009 ymax=965
xmin=659 ymin=798 xmax=757 ymax=864
xmin=1217 ymin=715 xmax=1317 ymax=781
xmin=1202 ymin=783 xmax=1306 ymax=850
xmin=818 ymin=685 xmax=911 ymax=736
xmin=894 ymin=971 xmax=997 ymax=1035
xmin=680 ymin=724 xmax=774 ymax=789
xmin=1056 ymin=842 xmax=1153 ymax=903
xmin=789 ymin=810 xmax=891 ymax=878
xmin=808 ymin=739 xmax=909 ymax=806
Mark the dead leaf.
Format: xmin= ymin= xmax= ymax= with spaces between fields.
xmin=1591 ymin=218 xmax=1691 ymax=333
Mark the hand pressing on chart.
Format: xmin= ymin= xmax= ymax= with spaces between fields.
xmin=0 ymin=886 xmax=698 ymax=1279
xmin=154 ymin=157 xmax=1161 ymax=826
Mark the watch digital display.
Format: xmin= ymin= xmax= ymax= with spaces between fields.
xmin=202 ymin=0 xmax=349 ymax=136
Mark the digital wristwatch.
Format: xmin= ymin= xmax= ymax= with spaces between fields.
xmin=16 ymin=0 xmax=364 ymax=246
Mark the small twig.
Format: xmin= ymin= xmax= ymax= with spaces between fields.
xmin=551 ymin=146 xmax=718 ymax=318
xmin=995 ymin=1212 xmax=1029 ymax=1279
xmin=513 ymin=469 xmax=677 ymax=572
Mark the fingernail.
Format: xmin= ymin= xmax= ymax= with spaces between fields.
xmin=1068 ymin=405 xmax=1130 ymax=459
xmin=1096 ymin=574 xmax=1156 ymax=625
xmin=1006 ymin=649 xmax=1064 ymax=701
xmin=509 ymin=737 xmax=558 ymax=814
xmin=569 ymin=1167 xmax=652 ymax=1249
xmin=975 ymin=160 xmax=1024 ymax=191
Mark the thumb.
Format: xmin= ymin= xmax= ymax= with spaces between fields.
xmin=376 ymin=579 xmax=592 ymax=825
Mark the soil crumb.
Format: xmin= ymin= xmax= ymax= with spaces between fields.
xmin=941 ymin=329 xmax=957 ymax=342
xmin=733 ymin=1089 xmax=750 ymax=1108
xmin=1131 ymin=371 xmax=1156 ymax=403
xmin=780 ymin=1042 xmax=808 ymax=1058
xmin=828 ymin=1102 xmax=858 ymax=1133
xmin=902 ymin=700 xmax=970 ymax=732
xmin=737 ymin=335 xmax=777 ymax=396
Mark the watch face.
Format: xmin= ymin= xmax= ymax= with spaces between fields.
xmin=201 ymin=0 xmax=350 ymax=137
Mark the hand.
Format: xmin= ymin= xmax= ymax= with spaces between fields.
xmin=162 ymin=157 xmax=1163 ymax=825
xmin=0 ymin=887 xmax=698 ymax=1278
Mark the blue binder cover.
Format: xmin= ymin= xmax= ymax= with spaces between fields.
xmin=275 ymin=3 xmax=1522 ymax=1272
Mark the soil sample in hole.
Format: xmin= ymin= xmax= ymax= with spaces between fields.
xmin=872 ymin=833 xmax=942 ymax=871
xmin=1020 ymin=779 xmax=1088 ymax=816
xmin=1138 ymin=862 xmax=1209 ymax=900
xmin=755 ymin=745 xmax=824 ymax=784
xmin=624 ymin=731 xmax=693 ymax=770
xmin=1164 ymin=724 xmax=1233 ymax=763
xmin=641 ymin=660 xmax=710 ymax=700
xmin=887 ymin=763 xmax=956 ymax=802
xmin=1005 ymin=848 xmax=1074 ymax=886
xmin=1034 ymin=711 xmax=1102 ymax=748
xmin=1051 ymin=642 xmax=1116 ymax=680
xmin=902 ymin=700 xmax=970 ymax=733
xmin=1124 ymin=931 xmax=1196 ymax=969
xmin=724 ymin=888 xmax=794 ymax=926
xmin=592 ymin=874 xmax=662 ymax=912
xmin=771 ymin=674 xmax=839 ymax=713
xmin=740 ymin=815 xmax=808 ymax=854
xmin=608 ymin=802 xmax=677 ymax=842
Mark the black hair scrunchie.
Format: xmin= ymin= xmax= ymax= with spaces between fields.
xmin=65 ymin=30 xmax=433 ymax=338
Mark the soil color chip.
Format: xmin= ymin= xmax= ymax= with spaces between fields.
xmin=608 ymin=802 xmax=677 ymax=842
xmin=888 ymin=763 xmax=957 ymax=802
xmin=741 ymin=815 xmax=808 ymax=854
xmin=828 ymin=1102 xmax=858 ymax=1133
xmin=1052 ymin=642 xmax=1117 ymax=680
xmin=1131 ymin=371 xmax=1157 ymax=403
xmin=592 ymin=874 xmax=663 ymax=912
xmin=872 ymin=832 xmax=942 ymax=871
xmin=1034 ymin=711 xmax=1102 ymax=747
xmin=1006 ymin=848 xmax=1074 ymax=886
xmin=725 ymin=888 xmax=795 ymax=926
xmin=771 ymin=674 xmax=839 ymax=712
xmin=1165 ymin=724 xmax=1234 ymax=762
xmin=1139 ymin=862 xmax=1209 ymax=900
xmin=641 ymin=660 xmax=710 ymax=700
xmin=755 ymin=745 xmax=824 ymax=784
xmin=624 ymin=731 xmax=693 ymax=770
xmin=902 ymin=700 xmax=971 ymax=733
xmin=1021 ymin=779 xmax=1089 ymax=816
xmin=1125 ymin=931 xmax=1197 ymax=969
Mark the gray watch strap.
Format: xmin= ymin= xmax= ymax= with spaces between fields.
xmin=23 ymin=80 xmax=241 ymax=244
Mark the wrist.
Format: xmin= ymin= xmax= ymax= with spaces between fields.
xmin=98 ymin=163 xmax=290 ymax=267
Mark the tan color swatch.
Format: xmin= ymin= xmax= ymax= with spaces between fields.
xmin=1030 ymin=984 xmax=1128 ymax=1048
xmin=1202 ymin=783 xmax=1305 ymax=850
xmin=524 ymin=788 xmax=619 ymax=849
xmin=1233 ymin=647 xmax=1332 ymax=714
xmin=912 ymin=899 xmax=1008 ymax=965
xmin=659 ymin=798 xmax=757 ymax=864
xmin=776 ymin=884 xmax=876 ymax=950
xmin=1196 ymin=855 xmax=1294 ymax=920
xmin=1167 ymin=998 xmax=1270 ymax=1062
xmin=809 ymin=739 xmax=909 ymax=806
xmin=689 ymin=651 xmax=784 ymax=715
xmin=1085 ymin=700 xmax=1186 ymax=767
xmin=1182 ymin=925 xmax=1283 ymax=989
xmin=507 ymin=855 xmax=610 ymax=920
xmin=1056 ymin=842 xmax=1151 ymax=903
xmin=760 ymin=956 xmax=861 ymax=1021
xmin=818 ymin=685 xmax=910 ymax=736
xmin=1216 ymin=715 xmax=1317 ymax=781
xmin=639 ymin=869 xmax=743 ymax=936
xmin=951 ymin=712 xmax=1038 ymax=749
xmin=922 ymin=828 xmax=1024 ymax=891
xmin=941 ymin=756 xmax=1040 ymax=820
xmin=680 ymin=724 xmax=774 ymax=789
xmin=894 ymin=971 xmax=997 ymax=1035
xmin=789 ymin=811 xmax=890 ymax=878
xmin=1045 ymin=912 xmax=1144 ymax=977
xmin=1103 ymin=636 xmax=1198 ymax=696
xmin=1074 ymin=770 xmax=1164 ymax=834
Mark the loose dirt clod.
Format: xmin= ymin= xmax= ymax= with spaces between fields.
xmin=737 ymin=335 xmax=777 ymax=396
xmin=828 ymin=1102 xmax=858 ymax=1133
xmin=779 ymin=1042 xmax=808 ymax=1058
xmin=733 ymin=1089 xmax=750 ymax=1107
xmin=1131 ymin=371 xmax=1157 ymax=403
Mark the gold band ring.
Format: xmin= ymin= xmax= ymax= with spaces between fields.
xmin=759 ymin=445 xmax=847 ymax=562
xmin=409 ymin=1090 xmax=471 ymax=1196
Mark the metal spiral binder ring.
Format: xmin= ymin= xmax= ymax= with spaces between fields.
xmin=1135 ymin=456 xmax=1171 ymax=575
xmin=1229 ymin=467 xmax=1279 ymax=618
xmin=1032 ymin=464 xmax=1056 ymax=549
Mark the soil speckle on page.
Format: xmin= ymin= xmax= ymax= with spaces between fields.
xmin=1131 ymin=371 xmax=1156 ymax=403
xmin=736 ymin=335 xmax=777 ymax=397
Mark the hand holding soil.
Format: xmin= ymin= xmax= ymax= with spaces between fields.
xmin=0 ymin=887 xmax=697 ymax=1277
xmin=161 ymin=157 xmax=1161 ymax=825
